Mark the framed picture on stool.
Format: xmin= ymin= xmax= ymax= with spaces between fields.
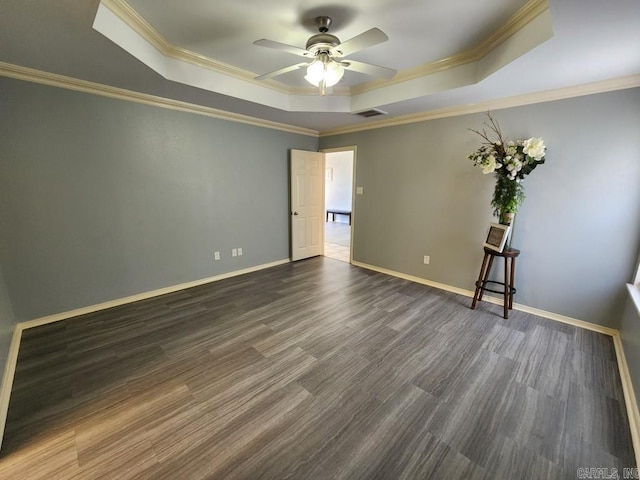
xmin=483 ymin=223 xmax=511 ymax=253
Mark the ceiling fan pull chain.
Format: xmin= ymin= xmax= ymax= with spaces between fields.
xmin=321 ymin=55 xmax=327 ymax=96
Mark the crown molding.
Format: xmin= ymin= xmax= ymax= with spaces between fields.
xmin=101 ymin=0 xmax=547 ymax=101
xmin=350 ymin=0 xmax=549 ymax=95
xmin=3 ymin=60 xmax=636 ymax=140
xmin=2 ymin=60 xmax=637 ymax=140
xmin=99 ymin=0 xmax=249 ymax=80
xmin=100 ymin=0 xmax=303 ymax=95
xmin=0 ymin=61 xmax=319 ymax=137
xmin=320 ymin=74 xmax=640 ymax=137
xmin=476 ymin=0 xmax=549 ymax=60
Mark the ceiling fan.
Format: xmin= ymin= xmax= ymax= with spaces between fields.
xmin=253 ymin=16 xmax=396 ymax=95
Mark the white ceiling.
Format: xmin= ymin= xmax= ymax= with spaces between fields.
xmin=93 ymin=0 xmax=555 ymax=111
xmin=124 ymin=0 xmax=529 ymax=84
xmin=1 ymin=0 xmax=639 ymax=133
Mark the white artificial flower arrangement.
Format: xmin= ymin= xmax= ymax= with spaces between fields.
xmin=467 ymin=113 xmax=547 ymax=223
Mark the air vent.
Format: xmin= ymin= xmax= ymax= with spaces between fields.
xmin=351 ymin=108 xmax=388 ymax=118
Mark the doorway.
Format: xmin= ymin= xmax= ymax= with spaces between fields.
xmin=322 ymin=148 xmax=355 ymax=263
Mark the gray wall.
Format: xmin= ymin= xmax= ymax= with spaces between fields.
xmin=0 ymin=265 xmax=16 ymax=382
xmin=1 ymin=75 xmax=638 ymax=330
xmin=0 ymin=77 xmax=318 ymax=321
xmin=321 ymin=88 xmax=640 ymax=327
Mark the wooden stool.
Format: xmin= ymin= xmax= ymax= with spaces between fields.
xmin=471 ymin=247 xmax=520 ymax=319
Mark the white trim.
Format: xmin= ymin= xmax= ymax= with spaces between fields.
xmin=320 ymin=74 xmax=640 ymax=137
xmin=509 ymin=302 xmax=617 ymax=336
xmin=350 ymin=0 xmax=548 ymax=96
xmin=0 ymin=326 xmax=23 ymax=451
xmin=100 ymin=0 xmax=284 ymax=91
xmin=627 ymin=284 xmax=640 ymax=318
xmin=99 ymin=0 xmax=326 ymax=97
xmin=613 ymin=331 xmax=640 ymax=468
xmin=101 ymin=0 xmax=546 ymax=96
xmin=351 ymin=259 xmax=481 ymax=297
xmin=98 ymin=0 xmax=549 ymax=112
xmin=351 ymin=260 xmax=617 ymax=335
xmin=19 ymin=259 xmax=290 ymax=331
xmin=2 ymin=60 xmax=638 ymax=140
xmin=0 ymin=61 xmax=319 ymax=138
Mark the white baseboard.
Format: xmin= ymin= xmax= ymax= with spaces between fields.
xmin=19 ymin=259 xmax=290 ymax=331
xmin=613 ymin=332 xmax=640 ymax=468
xmin=0 ymin=326 xmax=23 ymax=451
xmin=351 ymin=260 xmax=617 ymax=335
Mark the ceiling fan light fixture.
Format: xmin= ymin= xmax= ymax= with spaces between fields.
xmin=304 ymin=59 xmax=324 ymax=87
xmin=304 ymin=52 xmax=344 ymax=91
xmin=323 ymin=59 xmax=344 ymax=86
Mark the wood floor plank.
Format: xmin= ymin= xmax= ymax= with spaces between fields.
xmin=0 ymin=429 xmax=80 ymax=479
xmin=0 ymin=256 xmax=635 ymax=478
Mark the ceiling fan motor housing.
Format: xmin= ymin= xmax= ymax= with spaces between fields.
xmin=305 ymin=33 xmax=341 ymax=55
xmin=306 ymin=16 xmax=342 ymax=56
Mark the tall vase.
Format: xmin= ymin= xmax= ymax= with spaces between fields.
xmin=499 ymin=211 xmax=515 ymax=250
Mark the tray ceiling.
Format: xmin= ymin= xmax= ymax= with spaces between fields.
xmin=93 ymin=0 xmax=553 ymax=113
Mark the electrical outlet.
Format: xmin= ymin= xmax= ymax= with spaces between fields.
xmin=232 ymin=248 xmax=237 ymax=257
xmin=214 ymin=251 xmax=220 ymax=261
xmin=423 ymin=255 xmax=430 ymax=265
xmin=356 ymin=186 xmax=364 ymax=195
xmin=238 ymin=248 xmax=243 ymax=256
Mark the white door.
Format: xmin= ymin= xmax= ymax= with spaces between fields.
xmin=290 ymin=149 xmax=324 ymax=261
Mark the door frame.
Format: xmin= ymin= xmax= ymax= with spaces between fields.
xmin=320 ymin=145 xmax=357 ymax=264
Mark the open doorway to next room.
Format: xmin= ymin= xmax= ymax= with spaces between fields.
xmin=323 ymin=149 xmax=354 ymax=263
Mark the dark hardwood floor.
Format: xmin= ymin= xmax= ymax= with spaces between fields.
xmin=0 ymin=257 xmax=635 ymax=479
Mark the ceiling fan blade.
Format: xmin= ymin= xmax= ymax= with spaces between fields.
xmin=255 ymin=63 xmax=309 ymax=81
xmin=341 ymin=59 xmax=396 ymax=79
xmin=253 ymin=39 xmax=310 ymax=57
xmin=334 ymin=28 xmax=388 ymax=57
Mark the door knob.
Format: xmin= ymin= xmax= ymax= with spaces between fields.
xmin=292 ymin=211 xmax=299 ymax=215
